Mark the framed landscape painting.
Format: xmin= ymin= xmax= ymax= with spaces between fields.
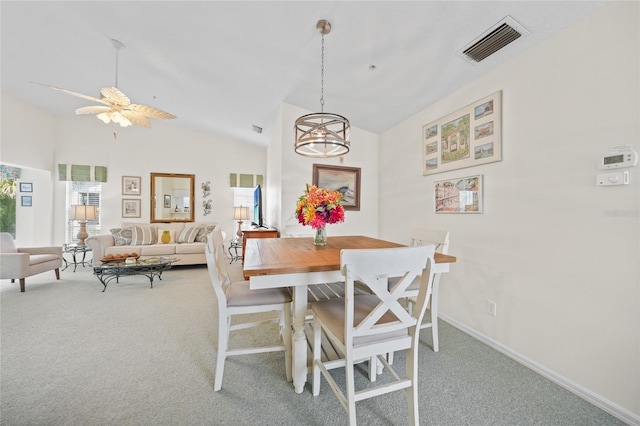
xmin=422 ymin=91 xmax=502 ymax=176
xmin=312 ymin=164 xmax=361 ymax=211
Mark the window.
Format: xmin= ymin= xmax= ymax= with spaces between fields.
xmin=66 ymin=182 xmax=101 ymax=243
xmin=233 ymin=187 xmax=254 ymax=223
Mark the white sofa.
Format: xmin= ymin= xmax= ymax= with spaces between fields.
xmin=86 ymin=222 xmax=217 ymax=266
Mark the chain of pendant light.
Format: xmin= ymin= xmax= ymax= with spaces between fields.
xmin=319 ymin=30 xmax=325 ymax=114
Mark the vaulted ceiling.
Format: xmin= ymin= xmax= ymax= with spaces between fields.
xmin=1 ymin=1 xmax=608 ymax=147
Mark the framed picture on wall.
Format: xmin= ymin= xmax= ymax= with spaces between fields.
xmin=422 ymin=91 xmax=502 ymax=176
xmin=435 ymin=174 xmax=483 ymax=213
xmin=122 ymin=199 xmax=141 ymax=218
xmin=21 ymin=196 xmax=33 ymax=207
xmin=312 ymin=164 xmax=361 ymax=211
xmin=122 ymin=176 xmax=141 ymax=196
xmin=164 ymin=194 xmax=171 ymax=208
xmin=19 ymin=182 xmax=33 ymax=192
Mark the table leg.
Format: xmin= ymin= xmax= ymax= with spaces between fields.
xmin=72 ymin=252 xmax=79 ymax=272
xmin=62 ymin=256 xmax=70 ymax=271
xmin=291 ymin=285 xmax=309 ymax=394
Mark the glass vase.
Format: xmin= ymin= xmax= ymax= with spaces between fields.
xmin=314 ymin=226 xmax=327 ymax=246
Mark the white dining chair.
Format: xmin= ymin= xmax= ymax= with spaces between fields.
xmin=205 ymin=230 xmax=292 ymax=391
xmin=311 ymin=245 xmax=436 ymax=425
xmin=404 ymin=227 xmax=449 ymax=352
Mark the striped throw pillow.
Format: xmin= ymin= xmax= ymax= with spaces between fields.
xmin=131 ymin=226 xmax=158 ymax=245
xmin=177 ymin=226 xmax=202 ymax=244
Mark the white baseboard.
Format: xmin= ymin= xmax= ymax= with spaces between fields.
xmin=438 ymin=313 xmax=639 ymax=426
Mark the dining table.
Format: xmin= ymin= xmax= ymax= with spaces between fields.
xmin=243 ymin=235 xmax=457 ymax=394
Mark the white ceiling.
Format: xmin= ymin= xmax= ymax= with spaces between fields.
xmin=1 ymin=1 xmax=608 ymax=148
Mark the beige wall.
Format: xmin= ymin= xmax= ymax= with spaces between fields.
xmin=379 ymin=2 xmax=639 ymax=421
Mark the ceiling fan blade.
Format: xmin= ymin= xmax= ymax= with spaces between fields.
xmin=100 ymin=87 xmax=131 ymax=106
xmin=129 ymin=104 xmax=176 ymax=120
xmin=75 ymin=105 xmax=112 ymax=115
xmin=33 ymin=82 xmax=109 ymax=106
xmin=122 ymin=111 xmax=151 ymax=128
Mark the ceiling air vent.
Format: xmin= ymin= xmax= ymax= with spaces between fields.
xmin=457 ymin=16 xmax=529 ymax=64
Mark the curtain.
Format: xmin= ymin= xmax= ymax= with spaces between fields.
xmin=58 ymin=164 xmax=107 ymax=182
xmin=229 ymin=173 xmax=263 ymax=188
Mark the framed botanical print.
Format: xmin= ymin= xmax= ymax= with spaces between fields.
xmin=122 ymin=199 xmax=141 ymax=218
xmin=122 ymin=176 xmax=141 ymax=196
xmin=312 ymin=164 xmax=361 ymax=211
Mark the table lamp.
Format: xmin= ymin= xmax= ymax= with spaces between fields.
xmin=233 ymin=206 xmax=250 ymax=239
xmin=71 ymin=204 xmax=97 ymax=245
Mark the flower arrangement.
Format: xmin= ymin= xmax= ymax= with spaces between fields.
xmin=295 ymin=184 xmax=345 ymax=230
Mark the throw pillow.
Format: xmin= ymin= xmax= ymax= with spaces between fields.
xmin=177 ymin=226 xmax=202 ymax=244
xmin=159 ymin=229 xmax=174 ymax=244
xmin=195 ymin=225 xmax=217 ymax=243
xmin=110 ymin=228 xmax=132 ymax=246
xmin=131 ymin=225 xmax=158 ymax=245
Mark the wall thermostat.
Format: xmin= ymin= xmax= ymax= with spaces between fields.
xmin=600 ymin=146 xmax=637 ymax=169
xmin=597 ymin=171 xmax=629 ymax=186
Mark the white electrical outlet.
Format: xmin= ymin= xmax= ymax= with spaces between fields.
xmin=487 ymin=300 xmax=497 ymax=316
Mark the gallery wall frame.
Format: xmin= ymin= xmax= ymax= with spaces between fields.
xmin=122 ymin=176 xmax=141 ymax=196
xmin=435 ymin=174 xmax=483 ymax=213
xmin=122 ymin=199 xmax=141 ymax=218
xmin=19 ymin=182 xmax=33 ymax=192
xmin=164 ymin=194 xmax=172 ymax=208
xmin=423 ymin=91 xmax=502 ymax=176
xmin=21 ymin=195 xmax=33 ymax=207
xmin=312 ymin=164 xmax=361 ymax=211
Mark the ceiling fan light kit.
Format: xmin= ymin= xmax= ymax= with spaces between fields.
xmin=294 ymin=19 xmax=351 ymax=158
xmin=37 ymin=38 xmax=176 ymax=128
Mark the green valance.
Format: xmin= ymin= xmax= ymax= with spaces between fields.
xmin=58 ymin=164 xmax=108 ymax=182
xmin=229 ymin=173 xmax=263 ymax=188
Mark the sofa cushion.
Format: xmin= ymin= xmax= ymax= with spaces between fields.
xmin=131 ymin=226 xmax=158 ymax=245
xmin=140 ymin=245 xmax=177 ymax=256
xmin=175 ymin=242 xmax=206 ymax=255
xmin=110 ymin=228 xmax=132 ymax=246
xmin=177 ymin=226 xmax=202 ymax=244
xmin=195 ymin=225 xmax=217 ymax=242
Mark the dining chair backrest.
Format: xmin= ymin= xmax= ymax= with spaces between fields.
xmin=206 ymin=230 xmax=230 ymax=305
xmin=341 ymin=244 xmax=436 ymax=347
xmin=408 ymin=226 xmax=449 ymax=254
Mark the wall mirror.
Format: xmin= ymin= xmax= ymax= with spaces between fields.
xmin=150 ymin=173 xmax=195 ymax=223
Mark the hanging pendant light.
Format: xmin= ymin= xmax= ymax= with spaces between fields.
xmin=294 ymin=20 xmax=351 ymax=158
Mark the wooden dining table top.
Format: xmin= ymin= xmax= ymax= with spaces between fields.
xmin=243 ymin=235 xmax=457 ymax=277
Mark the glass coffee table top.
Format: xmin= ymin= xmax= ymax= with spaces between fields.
xmin=93 ymin=257 xmax=179 ymax=292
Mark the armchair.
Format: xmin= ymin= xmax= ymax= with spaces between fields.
xmin=0 ymin=233 xmax=62 ymax=292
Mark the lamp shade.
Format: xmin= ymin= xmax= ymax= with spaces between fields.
xmin=71 ymin=205 xmax=97 ymax=221
xmin=232 ymin=206 xmax=250 ymax=221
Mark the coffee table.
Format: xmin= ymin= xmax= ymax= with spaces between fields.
xmin=93 ymin=257 xmax=179 ymax=292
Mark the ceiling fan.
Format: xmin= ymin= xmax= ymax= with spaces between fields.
xmin=36 ymin=39 xmax=176 ymax=128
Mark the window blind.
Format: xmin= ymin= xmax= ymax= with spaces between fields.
xmin=58 ymin=164 xmax=108 ymax=182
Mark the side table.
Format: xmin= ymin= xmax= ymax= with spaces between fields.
xmin=62 ymin=244 xmax=92 ymax=272
xmin=228 ymin=239 xmax=243 ymax=264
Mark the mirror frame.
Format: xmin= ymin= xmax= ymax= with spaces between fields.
xmin=150 ymin=172 xmax=195 ymax=223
